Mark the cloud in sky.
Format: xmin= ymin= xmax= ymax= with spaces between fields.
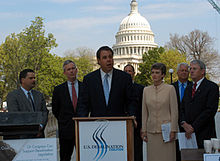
xmin=0 ymin=0 xmax=219 ymax=56
xmin=101 ymin=0 xmax=124 ymax=3
xmin=46 ymin=0 xmax=212 ymax=32
xmin=45 ymin=0 xmax=219 ymax=56
xmin=46 ymin=15 xmax=123 ymax=54
xmin=46 ymin=15 xmax=123 ymax=31
xmin=141 ymin=1 xmax=211 ymax=20
xmin=0 ymin=12 xmax=25 ymax=19
xmin=41 ymin=0 xmax=79 ymax=3
xmin=81 ymin=6 xmax=119 ymax=12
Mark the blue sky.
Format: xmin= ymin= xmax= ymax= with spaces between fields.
xmin=0 ymin=0 xmax=220 ymax=57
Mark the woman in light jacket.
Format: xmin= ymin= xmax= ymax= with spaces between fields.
xmin=141 ymin=63 xmax=178 ymax=161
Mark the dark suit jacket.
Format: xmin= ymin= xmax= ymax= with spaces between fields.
xmin=6 ymin=87 xmax=48 ymax=137
xmin=52 ymin=81 xmax=82 ymax=139
xmin=172 ymin=80 xmax=192 ymax=132
xmin=180 ymin=78 xmax=219 ymax=148
xmin=77 ymin=68 xmax=136 ymax=117
xmin=133 ymin=82 xmax=144 ymax=130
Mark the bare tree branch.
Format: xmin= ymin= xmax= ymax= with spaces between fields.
xmin=165 ymin=29 xmax=220 ymax=79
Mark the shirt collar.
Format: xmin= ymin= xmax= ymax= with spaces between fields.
xmin=100 ymin=68 xmax=113 ymax=79
xmin=20 ymin=86 xmax=33 ymax=98
xmin=21 ymin=86 xmax=32 ymax=94
xmin=193 ymin=77 xmax=204 ymax=86
xmin=153 ymin=82 xmax=164 ymax=89
xmin=178 ymin=80 xmax=187 ymax=87
xmin=67 ymin=80 xmax=78 ymax=85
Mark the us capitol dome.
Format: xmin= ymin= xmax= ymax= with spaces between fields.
xmin=113 ymin=0 xmax=157 ymax=72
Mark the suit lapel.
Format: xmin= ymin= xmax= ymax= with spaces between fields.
xmin=32 ymin=90 xmax=37 ymax=111
xmin=65 ymin=82 xmax=71 ymax=101
xmin=193 ymin=78 xmax=206 ymax=99
xmin=108 ymin=69 xmax=117 ymax=107
xmin=78 ymin=81 xmax=81 ymax=101
xmin=187 ymin=80 xmax=192 ymax=86
xmin=97 ymin=69 xmax=104 ymax=93
xmin=174 ymin=82 xmax=180 ymax=103
xmin=176 ymin=86 xmax=180 ymax=101
xmin=186 ymin=83 xmax=193 ymax=101
xmin=64 ymin=82 xmax=73 ymax=107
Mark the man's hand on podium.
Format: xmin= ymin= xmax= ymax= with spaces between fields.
xmin=36 ymin=125 xmax=44 ymax=138
xmin=133 ymin=119 xmax=137 ymax=128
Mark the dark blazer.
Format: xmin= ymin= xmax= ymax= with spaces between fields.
xmin=172 ymin=80 xmax=192 ymax=132
xmin=180 ymin=78 xmax=219 ymax=148
xmin=6 ymin=88 xmax=48 ymax=127
xmin=133 ymin=82 xmax=144 ymax=129
xmin=52 ymin=80 xmax=82 ymax=139
xmin=77 ymin=68 xmax=136 ymax=117
xmin=133 ymin=82 xmax=144 ymax=161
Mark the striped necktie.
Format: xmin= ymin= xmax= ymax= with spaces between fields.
xmin=72 ymin=83 xmax=77 ymax=112
xmin=27 ymin=91 xmax=35 ymax=111
xmin=192 ymin=82 xmax=197 ymax=98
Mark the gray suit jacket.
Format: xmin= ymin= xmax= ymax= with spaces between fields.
xmin=6 ymin=88 xmax=48 ymax=127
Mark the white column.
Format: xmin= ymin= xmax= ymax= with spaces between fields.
xmin=135 ymin=64 xmax=138 ymax=73
xmin=143 ymin=47 xmax=146 ymax=54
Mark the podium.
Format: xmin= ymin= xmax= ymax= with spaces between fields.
xmin=73 ymin=116 xmax=135 ymax=161
xmin=0 ymin=112 xmax=43 ymax=139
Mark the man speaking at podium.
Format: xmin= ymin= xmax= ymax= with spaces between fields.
xmin=77 ymin=46 xmax=136 ymax=117
xmin=6 ymin=69 xmax=48 ymax=139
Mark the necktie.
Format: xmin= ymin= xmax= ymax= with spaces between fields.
xmin=72 ymin=83 xmax=77 ymax=112
xmin=180 ymin=83 xmax=185 ymax=102
xmin=103 ymin=74 xmax=109 ymax=105
xmin=192 ymin=82 xmax=197 ymax=98
xmin=27 ymin=91 xmax=35 ymax=111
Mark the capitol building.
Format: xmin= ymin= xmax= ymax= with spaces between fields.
xmin=113 ymin=0 xmax=157 ymax=73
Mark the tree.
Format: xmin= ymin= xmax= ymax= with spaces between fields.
xmin=36 ymin=55 xmax=65 ymax=98
xmin=0 ymin=33 xmax=23 ymax=90
xmin=0 ymin=17 xmax=58 ymax=101
xmin=165 ymin=29 xmax=220 ymax=78
xmin=158 ymin=49 xmax=189 ymax=84
xmin=135 ymin=48 xmax=188 ymax=85
xmin=135 ymin=47 xmax=164 ymax=85
xmin=64 ymin=47 xmax=95 ymax=81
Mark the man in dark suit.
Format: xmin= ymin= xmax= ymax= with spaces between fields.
xmin=52 ymin=60 xmax=82 ymax=161
xmin=124 ymin=64 xmax=144 ymax=161
xmin=7 ymin=69 xmax=48 ymax=138
xmin=77 ymin=46 xmax=136 ymax=117
xmin=172 ymin=63 xmax=192 ymax=161
xmin=172 ymin=63 xmax=192 ymax=130
xmin=180 ymin=60 xmax=219 ymax=148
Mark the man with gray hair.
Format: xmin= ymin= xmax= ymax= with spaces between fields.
xmin=52 ymin=60 xmax=82 ymax=161
xmin=173 ymin=63 xmax=192 ymax=129
xmin=172 ymin=63 xmax=192 ymax=161
xmin=180 ymin=60 xmax=219 ymax=148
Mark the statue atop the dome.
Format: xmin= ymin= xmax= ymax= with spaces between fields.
xmin=130 ymin=0 xmax=138 ymax=15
